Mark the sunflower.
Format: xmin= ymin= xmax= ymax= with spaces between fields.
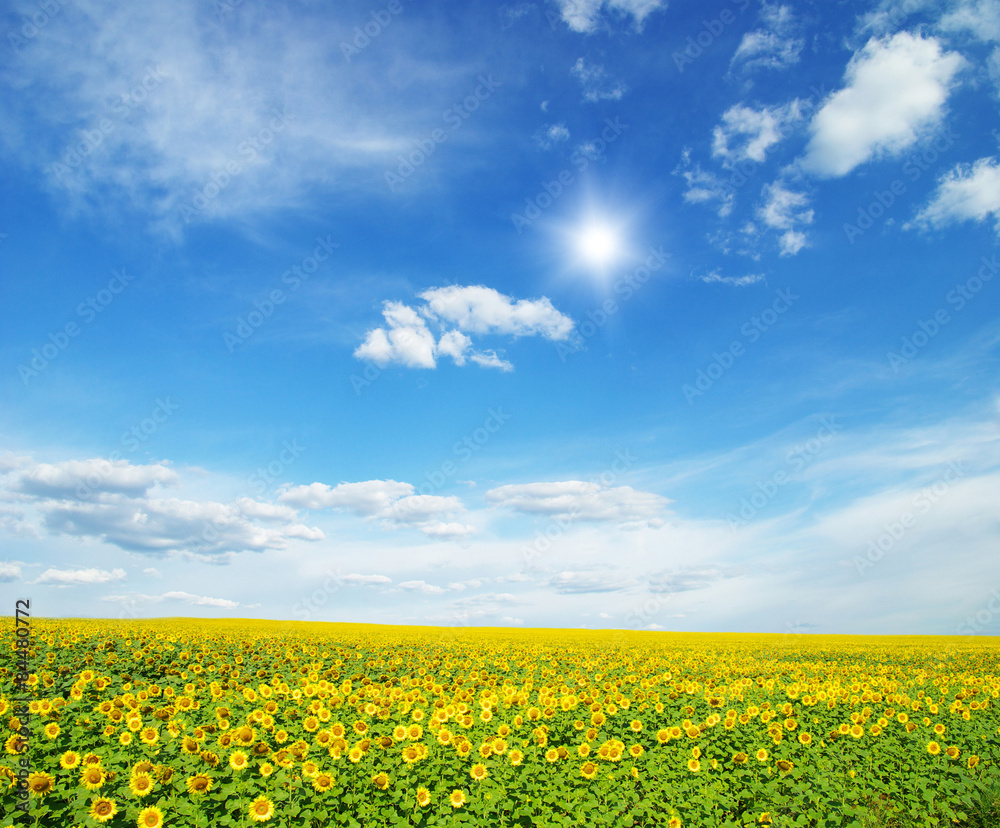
xmin=927 ymin=741 xmax=941 ymax=756
xmin=80 ymin=765 xmax=106 ymax=791
xmin=755 ymin=749 xmax=769 ymax=762
xmin=656 ymin=728 xmax=671 ymax=744
xmin=969 ymin=755 xmax=981 ymax=769
xmin=44 ymin=722 xmax=60 ymax=739
xmin=449 ymin=789 xmax=467 ymax=808
xmin=312 ymin=772 xmax=335 ymax=792
xmin=129 ymin=772 xmax=155 ymax=798
xmin=509 ymin=749 xmax=524 ymax=766
xmin=60 ymin=750 xmax=81 ymax=769
xmin=687 ymin=758 xmax=701 ymax=772
xmin=27 ymin=772 xmax=55 ymax=797
xmin=776 ymin=760 xmax=794 ymax=773
xmin=249 ymin=795 xmax=275 ymax=823
xmin=798 ymin=732 xmax=813 ymax=746
xmin=140 ymin=728 xmax=159 ymax=745
xmin=372 ymin=771 xmax=390 ymax=790
xmin=630 ymin=745 xmax=644 ymax=758
xmin=259 ymin=762 xmax=274 ymax=777
xmin=732 ymin=752 xmax=749 ymax=765
xmin=849 ymin=725 xmax=864 ymax=739
xmin=120 ymin=732 xmax=134 ymax=746
xmin=4 ymin=734 xmax=26 ymax=755
xmin=186 ymin=773 xmax=213 ymax=794
xmin=137 ymin=806 xmax=165 ymax=828
xmin=933 ymin=723 xmax=946 ymax=736
xmin=544 ymin=748 xmax=559 ymax=763
xmin=417 ymin=787 xmax=431 ymax=807
xmin=90 ymin=797 xmax=118 ymax=823
xmin=470 ymin=763 xmax=488 ymax=781
xmin=230 ymin=750 xmax=249 ymax=771
xmin=945 ymin=746 xmax=960 ymax=760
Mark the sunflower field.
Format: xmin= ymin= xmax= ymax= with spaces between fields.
xmin=3 ymin=619 xmax=1000 ymax=828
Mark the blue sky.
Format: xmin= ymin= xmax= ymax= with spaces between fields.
xmin=2 ymin=0 xmax=999 ymax=634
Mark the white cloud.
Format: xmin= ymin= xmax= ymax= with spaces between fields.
xmin=354 ymin=301 xmax=437 ymax=369
xmin=647 ymin=567 xmax=735 ymax=593
xmin=356 ymin=286 xmax=573 ymax=372
xmin=36 ymin=567 xmax=127 ymax=585
xmin=801 ymin=32 xmax=964 ymax=178
xmin=1 ymin=455 xmax=323 ymax=557
xmin=938 ymin=0 xmax=1000 ymax=42
xmin=341 ymin=573 xmax=393 ymax=585
xmin=552 ymin=0 xmax=666 ymax=34
xmin=548 ymin=569 xmax=638 ymax=593
xmin=279 ymin=480 xmax=413 ymax=515
xmin=570 ymin=58 xmax=628 ymax=101
xmin=8 ymin=458 xmax=178 ymax=499
xmin=0 ymin=562 xmax=22 ymax=582
xmin=102 ymin=591 xmax=238 ymax=608
xmin=398 ymin=579 xmax=446 ymax=594
xmin=700 ymin=270 xmax=765 ymax=287
xmin=143 ymin=567 xmax=162 ymax=578
xmin=731 ymin=3 xmax=803 ymax=74
xmin=712 ymin=102 xmax=804 ymax=166
xmin=535 ymin=123 xmax=570 ymax=150
xmin=757 ymin=181 xmax=813 ymax=254
xmin=909 ymin=157 xmax=1000 ymax=233
xmin=280 ymin=479 xmax=473 ymax=538
xmin=486 ymin=480 xmax=670 ymax=523
xmin=420 ymin=285 xmax=574 ymax=340
xmin=0 ymin=1 xmax=497 ymax=233
xmin=675 ymin=155 xmax=734 ymax=218
xmin=778 ymin=229 xmax=808 ymax=256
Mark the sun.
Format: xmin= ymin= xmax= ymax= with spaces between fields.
xmin=576 ymin=221 xmax=621 ymax=266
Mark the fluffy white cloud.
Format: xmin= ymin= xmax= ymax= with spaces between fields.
xmin=757 ymin=181 xmax=813 ymax=255
xmin=0 ymin=562 xmax=23 ymax=582
xmin=712 ymin=101 xmax=804 ymax=165
xmin=354 ymin=301 xmax=437 ymax=369
xmin=420 ymin=285 xmax=574 ymax=340
xmin=570 ymin=58 xmax=628 ymax=101
xmin=37 ymin=567 xmax=127 ymax=585
xmin=355 ymin=286 xmax=573 ymax=372
xmin=279 ymin=480 xmax=413 ymax=515
xmin=486 ymin=481 xmax=669 ymax=523
xmin=8 ymin=458 xmax=178 ymax=499
xmin=1 ymin=455 xmax=323 ymax=557
xmin=398 ymin=579 xmax=446 ymax=594
xmin=280 ymin=480 xmax=474 ymax=538
xmin=908 ymin=157 xmax=1000 ymax=233
xmin=801 ymin=32 xmax=964 ymax=177
xmin=552 ymin=0 xmax=666 ymax=34
xmin=647 ymin=567 xmax=735 ymax=594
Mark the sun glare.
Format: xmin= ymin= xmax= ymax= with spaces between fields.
xmin=575 ymin=220 xmax=623 ymax=269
